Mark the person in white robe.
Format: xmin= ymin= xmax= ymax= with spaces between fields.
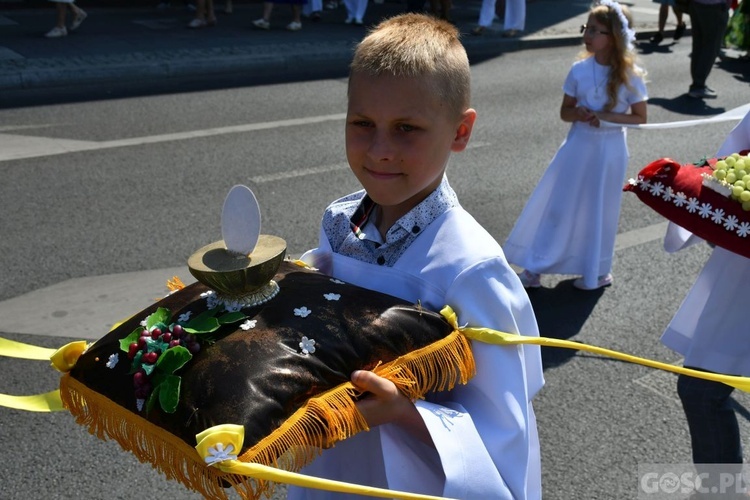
xmin=291 ymin=13 xmax=544 ymax=499
xmin=660 ymin=109 xmax=750 ymax=493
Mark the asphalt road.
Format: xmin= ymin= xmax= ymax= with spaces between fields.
xmin=0 ymin=38 xmax=749 ymax=499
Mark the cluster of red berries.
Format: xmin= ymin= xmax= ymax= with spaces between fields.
xmin=128 ymin=324 xmax=201 ymax=400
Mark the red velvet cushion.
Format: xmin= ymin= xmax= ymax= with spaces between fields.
xmin=624 ymin=153 xmax=750 ymax=259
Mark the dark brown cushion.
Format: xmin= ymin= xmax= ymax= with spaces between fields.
xmin=61 ymin=261 xmax=472 ymax=499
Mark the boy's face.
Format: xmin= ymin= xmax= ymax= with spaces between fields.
xmin=346 ymin=72 xmax=476 ymax=223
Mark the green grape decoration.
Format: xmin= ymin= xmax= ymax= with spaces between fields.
xmin=708 ymin=152 xmax=750 ymax=211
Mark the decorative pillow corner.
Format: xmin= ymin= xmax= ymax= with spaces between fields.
xmin=58 ymin=260 xmax=474 ymax=500
xmin=624 ymin=151 xmax=750 ymax=260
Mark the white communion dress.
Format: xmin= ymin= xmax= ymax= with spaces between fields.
xmin=503 ymin=57 xmax=647 ymax=289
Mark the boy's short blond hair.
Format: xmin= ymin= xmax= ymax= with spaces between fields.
xmin=349 ymin=13 xmax=472 ymax=118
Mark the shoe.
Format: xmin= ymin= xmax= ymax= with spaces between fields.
xmin=471 ymin=26 xmax=485 ymax=36
xmin=344 ymin=16 xmax=354 ymax=24
xmin=573 ymin=274 xmax=613 ymax=290
xmin=688 ymin=86 xmax=718 ymax=99
xmin=45 ymin=26 xmax=67 ymax=38
xmin=188 ymin=18 xmax=207 ymax=28
xmin=252 ymin=18 xmax=270 ymax=29
xmin=502 ymin=29 xmax=520 ymax=37
xmin=649 ymin=32 xmax=663 ymax=45
xmin=354 ymin=18 xmax=363 ymax=25
xmin=286 ymin=21 xmax=302 ymax=31
xmin=310 ymin=12 xmax=321 ymax=21
xmin=517 ymin=270 xmax=541 ymax=289
xmin=324 ymin=0 xmax=338 ymax=9
xmin=70 ymin=10 xmax=87 ymax=31
xmin=674 ymin=22 xmax=686 ymax=40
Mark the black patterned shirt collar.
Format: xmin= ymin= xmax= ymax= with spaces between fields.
xmin=327 ymin=176 xmax=459 ymax=266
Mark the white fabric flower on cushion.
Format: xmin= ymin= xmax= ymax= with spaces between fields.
xmin=299 ymin=336 xmax=316 ymax=355
xmin=105 ymin=353 xmax=119 ymax=369
xmin=240 ymin=320 xmax=257 ymax=331
xmin=294 ymin=307 xmax=312 ymax=318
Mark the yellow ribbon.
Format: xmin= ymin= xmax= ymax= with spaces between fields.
xmin=0 ymin=337 xmax=84 ymax=412
xmin=0 ymin=337 xmax=57 ymax=360
xmin=0 ymin=390 xmax=64 ymax=412
xmin=195 ymin=424 xmax=453 ymax=500
xmin=440 ymin=306 xmax=750 ymax=392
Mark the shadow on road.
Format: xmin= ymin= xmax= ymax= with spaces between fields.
xmin=647 ymin=95 xmax=728 ymax=117
xmin=526 ymin=279 xmax=605 ymax=370
xmin=717 ymin=55 xmax=750 ymax=86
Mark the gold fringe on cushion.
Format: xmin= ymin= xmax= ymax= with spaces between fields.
xmin=58 ymin=329 xmax=474 ymax=500
xmin=59 ymin=374 xmax=270 ymax=500
xmin=239 ymin=329 xmax=475 ymax=472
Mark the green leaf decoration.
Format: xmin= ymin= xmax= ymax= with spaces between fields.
xmin=142 ymin=362 xmax=156 ymax=377
xmin=191 ymin=307 xmax=220 ymax=323
xmin=146 ymin=308 xmax=171 ymax=330
xmin=159 ymin=374 xmax=181 ymax=414
xmin=146 ymin=384 xmax=160 ymax=415
xmin=128 ymin=351 xmax=144 ymax=374
xmin=150 ymin=338 xmax=170 ymax=354
xmin=183 ymin=317 xmax=220 ymax=334
xmin=218 ymin=312 xmax=247 ymax=324
xmin=693 ymin=156 xmax=710 ymax=167
xmin=181 ymin=307 xmax=222 ymax=334
xmin=150 ymin=372 xmax=166 ymax=387
xmin=156 ymin=346 xmax=192 ymax=374
xmin=119 ymin=328 xmax=143 ymax=353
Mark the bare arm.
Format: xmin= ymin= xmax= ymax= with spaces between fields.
xmin=594 ymin=100 xmax=648 ymax=126
xmin=560 ymin=93 xmax=595 ymax=123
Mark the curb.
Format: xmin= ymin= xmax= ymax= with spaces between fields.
xmin=0 ymin=27 xmax=668 ymax=92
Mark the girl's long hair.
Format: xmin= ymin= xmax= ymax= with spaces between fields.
xmin=582 ymin=3 xmax=645 ymax=111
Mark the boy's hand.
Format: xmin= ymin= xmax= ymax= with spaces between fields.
xmin=351 ymin=370 xmax=433 ymax=445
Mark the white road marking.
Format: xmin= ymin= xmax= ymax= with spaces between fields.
xmin=615 ymin=221 xmax=668 ymax=252
xmin=0 ymin=113 xmax=347 ymax=162
xmin=250 ymin=163 xmax=349 ymax=183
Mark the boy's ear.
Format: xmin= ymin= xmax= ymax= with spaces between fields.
xmin=451 ymin=108 xmax=477 ymax=152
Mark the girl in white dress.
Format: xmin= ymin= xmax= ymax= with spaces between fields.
xmin=503 ymin=0 xmax=648 ymax=290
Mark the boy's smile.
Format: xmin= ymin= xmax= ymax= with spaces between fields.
xmin=346 ymin=72 xmax=476 ymax=234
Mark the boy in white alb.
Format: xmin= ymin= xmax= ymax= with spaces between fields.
xmin=296 ymin=13 xmax=544 ymax=500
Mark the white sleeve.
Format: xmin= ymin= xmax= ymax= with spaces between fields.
xmin=399 ymin=257 xmax=543 ymax=500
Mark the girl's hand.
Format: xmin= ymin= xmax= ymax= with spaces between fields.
xmin=575 ymin=106 xmax=594 ymax=123
xmin=589 ymin=112 xmax=601 ymax=128
xmin=351 ymin=370 xmax=433 ymax=445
